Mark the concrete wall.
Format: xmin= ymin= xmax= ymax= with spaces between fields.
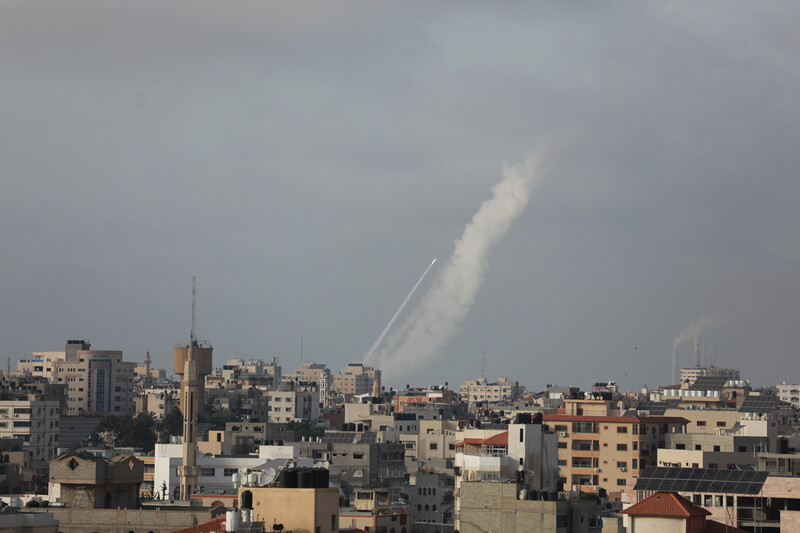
xmin=27 ymin=508 xmax=211 ymax=533
xmin=458 ymin=482 xmax=567 ymax=533
xmin=626 ymin=515 xmax=684 ymax=533
xmin=245 ymin=487 xmax=339 ymax=533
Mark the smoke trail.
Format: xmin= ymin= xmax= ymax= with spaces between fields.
xmin=363 ymin=258 xmax=438 ymax=366
xmin=375 ymin=151 xmax=551 ymax=379
xmin=673 ymin=315 xmax=723 ymax=350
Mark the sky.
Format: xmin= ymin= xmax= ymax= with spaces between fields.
xmin=2 ymin=1 xmax=800 ymax=392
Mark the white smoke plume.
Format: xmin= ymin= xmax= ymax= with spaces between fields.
xmin=375 ymin=151 xmax=552 ymax=380
xmin=673 ymin=315 xmax=724 ymax=351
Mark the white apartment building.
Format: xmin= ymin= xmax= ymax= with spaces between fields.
xmin=268 ymin=389 xmax=321 ymax=423
xmin=777 ymin=382 xmax=800 ymax=408
xmin=679 ymin=366 xmax=740 ymax=386
xmin=460 ymin=376 xmax=521 ymax=404
xmin=153 ymin=443 xmax=312 ymax=498
xmin=0 ymin=399 xmax=60 ymax=475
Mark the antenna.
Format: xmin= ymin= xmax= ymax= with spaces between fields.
xmin=300 ymin=331 xmax=304 ymax=366
xmin=191 ymin=276 xmax=198 ymax=342
xmin=481 ymin=348 xmax=486 ymax=379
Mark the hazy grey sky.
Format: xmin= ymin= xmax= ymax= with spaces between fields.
xmin=2 ymin=1 xmax=799 ymax=391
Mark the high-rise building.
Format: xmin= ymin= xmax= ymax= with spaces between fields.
xmin=22 ymin=340 xmax=137 ymax=417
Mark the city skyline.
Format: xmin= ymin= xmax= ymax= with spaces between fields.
xmin=2 ymin=2 xmax=800 ymax=391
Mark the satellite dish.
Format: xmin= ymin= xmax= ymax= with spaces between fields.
xmin=261 ymin=468 xmax=278 ymax=485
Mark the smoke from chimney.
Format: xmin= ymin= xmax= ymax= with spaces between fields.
xmin=375 ymin=151 xmax=552 ymax=380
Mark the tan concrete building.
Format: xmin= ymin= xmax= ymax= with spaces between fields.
xmin=239 ymin=485 xmax=340 ymax=533
xmin=460 ymin=377 xmax=520 ymax=405
xmin=24 ymin=341 xmax=137 ymax=417
xmin=544 ymin=414 xmax=688 ymax=501
xmin=49 ymin=454 xmax=143 ymax=509
xmin=458 ymin=482 xmax=602 ymax=533
xmin=333 ymin=363 xmax=381 ymax=396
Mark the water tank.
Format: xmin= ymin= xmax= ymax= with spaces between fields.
xmin=298 ymin=468 xmax=314 ymax=488
xmin=247 ymin=473 xmax=258 ymax=486
xmin=240 ymin=490 xmax=253 ymax=510
xmin=240 ymin=509 xmax=252 ymax=523
xmin=225 ymin=510 xmax=240 ymax=533
xmin=279 ymin=468 xmax=297 ymax=488
xmin=319 ymin=468 xmax=329 ymax=488
xmin=232 ymin=473 xmax=241 ymax=487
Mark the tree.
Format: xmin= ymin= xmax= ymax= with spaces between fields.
xmin=155 ymin=407 xmax=183 ymax=443
xmin=287 ymin=420 xmax=324 ymax=441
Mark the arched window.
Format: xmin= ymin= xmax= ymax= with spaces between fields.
xmin=417 ymin=504 xmax=422 ymax=511
xmin=432 ymin=505 xmax=437 ymax=511
xmin=425 ymin=504 xmax=429 ymax=511
xmin=432 ymin=488 xmax=436 ymax=496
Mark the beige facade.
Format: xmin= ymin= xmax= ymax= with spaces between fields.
xmin=49 ymin=454 xmax=143 ymax=509
xmin=332 ymin=363 xmax=381 ymax=396
xmin=17 ymin=352 xmax=65 ymax=380
xmin=460 ymin=377 xmax=520 ymax=404
xmin=458 ymin=482 xmax=602 ymax=533
xmin=240 ymin=486 xmax=339 ymax=533
xmin=544 ymin=414 xmax=688 ymax=501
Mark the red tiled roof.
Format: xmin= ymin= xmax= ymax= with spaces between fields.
xmin=454 ymin=432 xmax=508 ymax=447
xmin=622 ymin=492 xmax=711 ymax=518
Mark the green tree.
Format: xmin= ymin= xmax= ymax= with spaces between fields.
xmin=287 ymin=420 xmax=324 ymax=441
xmin=155 ymin=407 xmax=183 ymax=443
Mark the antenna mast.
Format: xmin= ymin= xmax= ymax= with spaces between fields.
xmin=191 ymin=276 xmax=197 ymax=342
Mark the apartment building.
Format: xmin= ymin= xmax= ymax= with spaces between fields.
xmin=776 ymin=382 xmax=800 ymax=408
xmin=0 ymin=399 xmax=60 ymax=475
xmin=680 ymin=365 xmax=740 ymax=386
xmin=332 ymin=363 xmax=381 ymax=396
xmin=283 ymin=362 xmax=331 ymax=400
xmin=268 ymin=388 xmax=321 ymax=423
xmin=20 ymin=340 xmax=136 ymax=416
xmin=460 ymin=377 xmax=521 ymax=405
xmin=544 ymin=414 xmax=688 ymax=501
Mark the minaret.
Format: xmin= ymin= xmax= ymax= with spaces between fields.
xmin=144 ymin=349 xmax=151 ymax=375
xmin=178 ymin=277 xmax=202 ymax=501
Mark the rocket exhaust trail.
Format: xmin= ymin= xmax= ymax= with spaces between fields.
xmin=363 ymin=258 xmax=438 ymax=365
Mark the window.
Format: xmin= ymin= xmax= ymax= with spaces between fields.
xmin=617 ymin=426 xmax=628 ymax=433
xmin=224 ymin=468 xmax=238 ymax=476
xmin=429 ymin=443 xmax=438 ymax=450
xmin=617 ymin=462 xmax=627 ymax=469
xmin=201 ymin=468 xmax=216 ymax=477
xmin=676 ymin=444 xmax=686 ymax=450
xmin=558 ymin=442 xmax=567 ymax=449
xmin=616 ymin=444 xmax=627 ymax=451
xmin=617 ymin=478 xmax=627 ymax=486
xmin=632 ymin=459 xmax=638 ymax=469
xmin=713 ymin=446 xmax=721 ymax=452
xmin=716 ymin=421 xmax=726 ymax=427
xmin=697 ymin=421 xmax=707 ymax=427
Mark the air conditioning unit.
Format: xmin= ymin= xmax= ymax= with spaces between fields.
xmin=594 ymin=486 xmax=602 ymax=491
xmin=593 ymin=468 xmax=600 ymax=472
xmin=620 ymin=467 xmax=627 ymax=472
xmin=558 ymin=432 xmax=567 ymax=437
